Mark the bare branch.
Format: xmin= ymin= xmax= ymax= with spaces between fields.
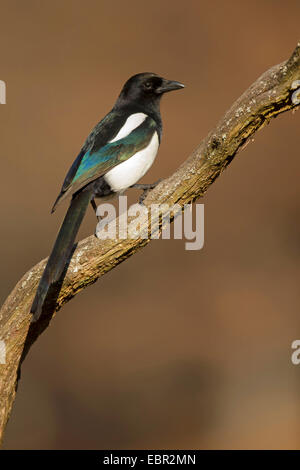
xmin=0 ymin=43 xmax=300 ymax=444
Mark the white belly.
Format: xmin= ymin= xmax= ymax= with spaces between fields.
xmin=104 ymin=131 xmax=159 ymax=192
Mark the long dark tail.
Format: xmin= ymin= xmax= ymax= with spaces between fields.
xmin=31 ymin=188 xmax=93 ymax=321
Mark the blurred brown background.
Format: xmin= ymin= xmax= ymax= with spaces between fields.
xmin=1 ymin=0 xmax=300 ymax=450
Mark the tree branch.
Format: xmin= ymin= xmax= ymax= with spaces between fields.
xmin=1 ymin=43 xmax=300 ymax=445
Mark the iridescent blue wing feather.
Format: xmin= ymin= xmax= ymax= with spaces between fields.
xmin=52 ymin=115 xmax=157 ymax=211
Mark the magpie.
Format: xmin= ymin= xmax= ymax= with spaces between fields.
xmin=30 ymin=73 xmax=184 ymax=320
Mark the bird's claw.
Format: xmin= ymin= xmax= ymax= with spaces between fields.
xmin=131 ymin=179 xmax=163 ymax=205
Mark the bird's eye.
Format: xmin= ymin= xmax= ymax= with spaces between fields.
xmin=144 ymin=81 xmax=152 ymax=89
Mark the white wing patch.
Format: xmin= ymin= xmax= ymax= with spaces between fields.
xmin=104 ymin=131 xmax=159 ymax=192
xmin=109 ymin=113 xmax=148 ymax=143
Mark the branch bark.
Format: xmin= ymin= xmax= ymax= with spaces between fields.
xmin=1 ymin=43 xmax=300 ymax=445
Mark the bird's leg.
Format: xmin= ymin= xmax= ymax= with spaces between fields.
xmin=131 ymin=179 xmax=163 ymax=204
xmin=90 ymin=198 xmax=102 ymax=222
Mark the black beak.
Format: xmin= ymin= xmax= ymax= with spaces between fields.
xmin=156 ymin=79 xmax=185 ymax=94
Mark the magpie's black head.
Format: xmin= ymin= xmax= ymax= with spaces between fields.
xmin=116 ymin=73 xmax=184 ymax=109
